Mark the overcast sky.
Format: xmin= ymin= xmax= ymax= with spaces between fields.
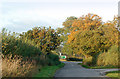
xmin=0 ymin=0 xmax=119 ymax=33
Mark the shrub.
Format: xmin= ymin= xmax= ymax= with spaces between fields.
xmin=96 ymin=52 xmax=106 ymax=66
xmin=66 ymin=57 xmax=83 ymax=61
xmin=2 ymin=29 xmax=41 ymax=57
xmin=97 ymin=45 xmax=119 ymax=67
xmin=46 ymin=53 xmax=60 ymax=66
xmin=82 ymin=56 xmax=93 ymax=66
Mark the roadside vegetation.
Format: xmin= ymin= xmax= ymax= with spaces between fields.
xmin=2 ymin=54 xmax=38 ymax=77
xmin=105 ymin=71 xmax=120 ymax=79
xmin=78 ymin=63 xmax=119 ymax=69
xmin=57 ymin=13 xmax=119 ymax=68
xmin=78 ymin=45 xmax=119 ymax=69
xmin=66 ymin=57 xmax=83 ymax=61
xmin=1 ymin=27 xmax=61 ymax=77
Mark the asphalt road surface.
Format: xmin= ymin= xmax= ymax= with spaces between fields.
xmin=54 ymin=61 xmax=119 ymax=78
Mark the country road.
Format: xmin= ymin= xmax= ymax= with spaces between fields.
xmin=54 ymin=61 xmax=119 ymax=78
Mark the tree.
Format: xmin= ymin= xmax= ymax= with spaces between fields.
xmin=63 ymin=16 xmax=77 ymax=29
xmin=71 ymin=13 xmax=102 ymax=31
xmin=20 ymin=26 xmax=61 ymax=55
xmin=67 ymin=13 xmax=119 ymax=58
xmin=56 ymin=16 xmax=77 ymax=55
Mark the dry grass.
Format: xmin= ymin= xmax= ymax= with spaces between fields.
xmin=2 ymin=54 xmax=38 ymax=77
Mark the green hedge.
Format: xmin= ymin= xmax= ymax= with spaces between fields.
xmin=46 ymin=53 xmax=61 ymax=66
xmin=66 ymin=57 xmax=83 ymax=61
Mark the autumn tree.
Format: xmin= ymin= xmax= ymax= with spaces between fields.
xmin=20 ymin=26 xmax=61 ymax=55
xmin=57 ymin=16 xmax=77 ymax=41
xmin=63 ymin=16 xmax=77 ymax=29
xmin=65 ymin=13 xmax=119 ymax=61
xmin=56 ymin=16 xmax=78 ymax=55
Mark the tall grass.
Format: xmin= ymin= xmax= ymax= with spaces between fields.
xmin=2 ymin=54 xmax=38 ymax=77
xmin=97 ymin=45 xmax=119 ymax=67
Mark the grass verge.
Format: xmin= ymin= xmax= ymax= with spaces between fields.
xmin=105 ymin=71 xmax=120 ymax=79
xmin=33 ymin=62 xmax=65 ymax=77
xmin=78 ymin=63 xmax=119 ymax=69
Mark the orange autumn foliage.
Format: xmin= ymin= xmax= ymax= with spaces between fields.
xmin=72 ymin=13 xmax=102 ymax=30
xmin=67 ymin=13 xmax=119 ymax=57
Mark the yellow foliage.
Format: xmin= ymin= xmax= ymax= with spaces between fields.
xmin=72 ymin=13 xmax=102 ymax=31
xmin=97 ymin=45 xmax=119 ymax=67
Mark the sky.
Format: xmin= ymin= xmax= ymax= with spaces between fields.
xmin=0 ymin=0 xmax=119 ymax=33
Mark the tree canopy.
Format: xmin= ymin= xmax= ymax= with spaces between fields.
xmin=21 ymin=26 xmax=61 ymax=54
xmin=59 ymin=13 xmax=119 ymax=58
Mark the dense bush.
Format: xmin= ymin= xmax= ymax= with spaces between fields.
xmin=2 ymin=28 xmax=41 ymax=57
xmin=46 ymin=53 xmax=61 ymax=66
xmin=97 ymin=45 xmax=119 ymax=67
xmin=82 ymin=56 xmax=93 ymax=66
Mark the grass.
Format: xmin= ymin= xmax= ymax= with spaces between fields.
xmin=2 ymin=54 xmax=37 ymax=77
xmin=106 ymin=71 xmax=120 ymax=79
xmin=78 ymin=63 xmax=119 ymax=69
xmin=33 ymin=62 xmax=65 ymax=77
